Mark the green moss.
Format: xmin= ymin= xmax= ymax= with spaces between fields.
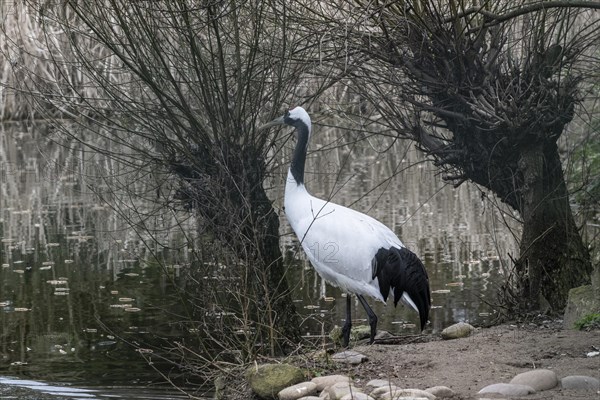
xmin=329 ymin=325 xmax=371 ymax=346
xmin=245 ymin=363 xmax=305 ymax=399
xmin=574 ymin=313 xmax=600 ymax=331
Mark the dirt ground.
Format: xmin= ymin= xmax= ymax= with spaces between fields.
xmin=321 ymin=322 xmax=599 ymax=399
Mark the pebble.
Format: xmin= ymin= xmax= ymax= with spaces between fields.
xmin=266 ymin=364 xmax=596 ymax=400
xmin=326 ymin=381 xmax=360 ymax=399
xmin=382 ymin=389 xmax=436 ymax=400
xmin=560 ymin=375 xmax=600 ymax=390
xmin=369 ymin=385 xmax=399 ymax=398
xmin=478 ymin=383 xmax=536 ymax=396
xmin=425 ymin=385 xmax=455 ymax=398
xmin=279 ymin=382 xmax=318 ymax=400
xmin=365 ymin=379 xmax=392 ymax=389
xmin=340 ymin=393 xmax=374 ymax=400
xmin=374 ymin=330 xmax=395 ymax=340
xmin=246 ymin=363 xmax=304 ymax=399
xmin=331 ymin=350 xmax=368 ymax=365
xmin=440 ymin=322 xmax=475 ymax=339
xmin=510 ymin=369 xmax=558 ymax=391
xmin=312 ymin=375 xmax=352 ymax=391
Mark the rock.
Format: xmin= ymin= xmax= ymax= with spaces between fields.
xmin=510 ymin=369 xmax=558 ymax=391
xmin=330 ymin=325 xmax=372 ymax=344
xmin=279 ymin=382 xmax=318 ymax=400
xmin=326 ymin=381 xmax=359 ymax=400
xmin=477 ymin=399 xmax=508 ymax=400
xmin=369 ymin=385 xmax=399 ymax=398
xmin=350 ymin=325 xmax=372 ymax=341
xmin=380 ymin=394 xmax=430 ymax=400
xmin=340 ymin=393 xmax=374 ymax=400
xmin=374 ymin=330 xmax=394 ymax=340
xmin=593 ymin=262 xmax=600 ymax=306
xmin=477 ymin=383 xmax=535 ymax=396
xmin=312 ymin=375 xmax=351 ymax=391
xmin=425 ymin=385 xmax=455 ymax=398
xmin=365 ymin=379 xmax=393 ymax=389
xmin=563 ymin=284 xmax=599 ymax=329
xmin=395 ymin=398 xmax=429 ymax=400
xmin=297 ymin=397 xmax=322 ymax=400
xmin=564 ymin=263 xmax=600 ymax=329
xmin=560 ymin=375 xmax=600 ymax=390
xmin=380 ymin=389 xmax=436 ymax=400
xmin=246 ymin=363 xmax=305 ymax=399
xmin=331 ymin=350 xmax=368 ymax=365
xmin=440 ymin=322 xmax=475 ymax=339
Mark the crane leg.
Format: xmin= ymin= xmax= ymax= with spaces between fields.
xmin=341 ymin=295 xmax=352 ymax=347
xmin=357 ymin=294 xmax=378 ymax=344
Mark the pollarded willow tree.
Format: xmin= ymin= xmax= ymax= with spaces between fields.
xmin=313 ymin=0 xmax=600 ymax=312
xmin=2 ymin=0 xmax=314 ymax=359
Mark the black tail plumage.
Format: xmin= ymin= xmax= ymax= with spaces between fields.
xmin=372 ymin=246 xmax=431 ymax=330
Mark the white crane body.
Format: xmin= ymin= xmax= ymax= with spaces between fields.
xmin=285 ymin=170 xmax=420 ymax=310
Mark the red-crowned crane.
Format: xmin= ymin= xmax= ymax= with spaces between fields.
xmin=261 ymin=107 xmax=431 ymax=346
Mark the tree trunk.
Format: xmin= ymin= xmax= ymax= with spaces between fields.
xmin=335 ymin=1 xmax=595 ymax=316
xmin=516 ymin=141 xmax=592 ymax=311
xmin=174 ymin=146 xmax=301 ymax=356
xmin=248 ymin=174 xmax=302 ymax=354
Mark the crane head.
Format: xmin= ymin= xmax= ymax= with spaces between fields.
xmin=259 ymin=107 xmax=311 ymax=131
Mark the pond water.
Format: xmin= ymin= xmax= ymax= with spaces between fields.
xmin=0 ymin=122 xmax=518 ymax=398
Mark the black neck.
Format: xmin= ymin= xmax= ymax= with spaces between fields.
xmin=290 ymin=122 xmax=309 ymax=185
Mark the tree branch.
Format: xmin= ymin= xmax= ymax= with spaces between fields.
xmin=445 ymin=1 xmax=600 ymax=25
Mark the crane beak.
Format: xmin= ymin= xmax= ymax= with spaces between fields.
xmin=258 ymin=115 xmax=285 ymax=131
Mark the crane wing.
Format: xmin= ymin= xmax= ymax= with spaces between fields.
xmin=287 ymin=194 xmax=404 ymax=301
xmin=372 ymin=246 xmax=431 ymax=330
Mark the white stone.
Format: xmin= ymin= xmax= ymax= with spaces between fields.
xmin=331 ymin=350 xmax=368 ymax=365
xmin=369 ymin=385 xmax=399 ymax=399
xmin=478 ymin=383 xmax=535 ymax=396
xmin=477 ymin=398 xmax=508 ymax=400
xmin=440 ymin=322 xmax=475 ymax=339
xmin=327 ymin=382 xmax=360 ymax=400
xmin=366 ymin=379 xmax=393 ymax=389
xmin=561 ymin=375 xmax=600 ymax=390
xmin=298 ymin=397 xmax=322 ymax=400
xmin=425 ymin=386 xmax=455 ymax=398
xmin=279 ymin=382 xmax=318 ymax=400
xmin=374 ymin=330 xmax=394 ymax=340
xmin=312 ymin=375 xmax=352 ymax=391
xmin=381 ymin=396 xmax=429 ymax=400
xmin=510 ymin=369 xmax=558 ymax=391
xmin=383 ymin=389 xmax=436 ymax=400
xmin=340 ymin=392 xmax=375 ymax=400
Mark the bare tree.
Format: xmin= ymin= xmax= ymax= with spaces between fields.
xmin=1 ymin=0 xmax=314 ymax=369
xmin=312 ymin=0 xmax=599 ymax=312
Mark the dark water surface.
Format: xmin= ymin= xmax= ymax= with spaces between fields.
xmin=0 ymin=123 xmax=518 ymax=398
